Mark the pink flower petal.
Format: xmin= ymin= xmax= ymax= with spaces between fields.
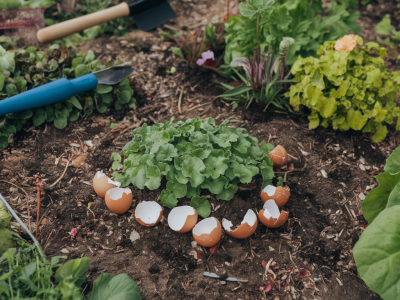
xmin=264 ymin=284 xmax=272 ymax=293
xmin=70 ymin=228 xmax=77 ymax=238
xmin=197 ymin=50 xmax=214 ymax=66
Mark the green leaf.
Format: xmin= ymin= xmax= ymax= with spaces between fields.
xmin=67 ymin=96 xmax=83 ymax=110
xmin=117 ymin=90 xmax=132 ymax=104
xmin=88 ymin=273 xmax=142 ymax=300
xmin=376 ymin=14 xmax=394 ymax=35
xmin=54 ymin=117 xmax=68 ymax=129
xmin=216 ymin=182 xmax=238 ymax=200
xmin=190 ymin=196 xmax=211 ymax=218
xmin=33 ymin=108 xmax=46 ymax=126
xmin=160 ymin=190 xmax=178 ymax=208
xmin=361 ymin=172 xmax=400 ymax=223
xmin=181 ymin=156 xmax=206 ymax=187
xmin=232 ymin=161 xmax=259 ymax=184
xmin=201 ymin=176 xmax=229 ymax=194
xmin=72 ymin=57 xmax=83 ymax=68
xmin=75 ymin=64 xmax=88 ymax=78
xmin=96 ymin=84 xmax=113 ymax=94
xmin=145 ymin=165 xmax=161 ymax=190
xmin=171 ymin=47 xmax=183 ymax=57
xmin=0 ymin=73 xmax=4 ymax=91
xmin=347 ymin=108 xmax=368 ymax=131
xmin=55 ymin=257 xmax=90 ymax=287
xmin=219 ymin=85 xmax=253 ymax=98
xmin=385 ymin=146 xmax=400 ymax=175
xmin=203 ymin=150 xmax=229 ymax=179
xmin=353 ymin=206 xmax=400 ymax=300
xmin=5 ymin=84 xmax=17 ymax=96
xmin=0 ymin=134 xmax=8 ymax=149
xmin=166 ymin=180 xmax=187 ymax=198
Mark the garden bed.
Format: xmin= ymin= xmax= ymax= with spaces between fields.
xmin=1 ymin=0 xmax=399 ymax=299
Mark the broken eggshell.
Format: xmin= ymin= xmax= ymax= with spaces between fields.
xmin=105 ymin=187 xmax=132 ymax=214
xmin=135 ymin=201 xmax=163 ymax=227
xmin=260 ymin=185 xmax=290 ymax=207
xmin=258 ymin=200 xmax=289 ymax=228
xmin=168 ymin=206 xmax=198 ymax=233
xmin=93 ymin=171 xmax=121 ymax=198
xmin=192 ymin=217 xmax=222 ymax=247
xmin=268 ymin=145 xmax=288 ymax=168
xmin=222 ymin=209 xmax=258 ymax=239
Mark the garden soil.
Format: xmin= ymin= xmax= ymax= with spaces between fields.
xmin=1 ymin=0 xmax=400 ymax=299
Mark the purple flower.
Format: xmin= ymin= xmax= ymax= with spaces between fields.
xmin=196 ymin=50 xmax=214 ymax=66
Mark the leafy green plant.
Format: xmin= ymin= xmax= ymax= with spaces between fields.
xmin=376 ymin=14 xmax=400 ymax=50
xmin=224 ymin=0 xmax=361 ymax=66
xmin=286 ymin=36 xmax=400 ymax=142
xmin=0 ymin=44 xmax=135 ymax=149
xmin=112 ymin=117 xmax=277 ymax=217
xmin=353 ymin=146 xmax=400 ymax=300
xmin=0 ymin=0 xmax=55 ymax=9
xmin=0 ymin=241 xmax=142 ymax=299
xmin=219 ymin=38 xmax=293 ymax=111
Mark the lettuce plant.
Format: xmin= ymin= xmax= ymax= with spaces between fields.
xmin=376 ymin=14 xmax=400 ymax=49
xmin=287 ymin=36 xmax=400 ymax=142
xmin=0 ymin=45 xmax=135 ymax=149
xmin=353 ymin=146 xmax=400 ymax=300
xmin=112 ymin=117 xmax=277 ymax=216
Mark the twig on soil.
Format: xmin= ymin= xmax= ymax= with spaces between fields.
xmin=35 ymin=176 xmax=43 ymax=239
xmin=178 ymin=87 xmax=184 ymax=114
xmin=47 ymin=162 xmax=69 ymax=189
xmin=0 ymin=180 xmax=32 ymax=232
xmin=200 ymin=105 xmax=212 ymax=116
xmin=287 ymin=153 xmax=298 ymax=161
xmin=263 ymin=103 xmax=270 ymax=112
xmin=186 ymin=102 xmax=212 ymax=112
xmin=288 ymin=117 xmax=300 ymax=128
xmin=344 ymin=203 xmax=355 ymax=234
xmin=245 ymin=97 xmax=254 ymax=109
xmin=274 ymin=163 xmax=307 ymax=182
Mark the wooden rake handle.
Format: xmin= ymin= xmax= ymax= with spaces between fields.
xmin=36 ymin=2 xmax=130 ymax=44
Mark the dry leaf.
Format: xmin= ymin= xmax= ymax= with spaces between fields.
xmin=72 ymin=153 xmax=88 ymax=168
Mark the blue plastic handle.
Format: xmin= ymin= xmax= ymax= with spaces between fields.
xmin=0 ymin=73 xmax=98 ymax=116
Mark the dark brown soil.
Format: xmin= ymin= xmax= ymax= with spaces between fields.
xmin=1 ymin=0 xmax=400 ymax=299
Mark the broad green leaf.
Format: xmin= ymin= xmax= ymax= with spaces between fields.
xmin=219 ymin=85 xmax=253 ymax=98
xmin=96 ymin=84 xmax=113 ymax=94
xmin=155 ymin=144 xmax=178 ymax=162
xmin=75 ymin=65 xmax=88 ymax=78
xmin=203 ymin=150 xmax=229 ymax=179
xmin=117 ymin=90 xmax=132 ymax=104
xmin=54 ymin=117 xmax=68 ymax=129
xmin=166 ymin=180 xmax=187 ymax=198
xmin=353 ymin=206 xmax=400 ymax=300
xmin=33 ymin=108 xmax=46 ymax=127
xmin=5 ymin=84 xmax=17 ymax=96
xmin=385 ymin=146 xmax=400 ymax=175
xmin=186 ymin=185 xmax=201 ymax=198
xmin=232 ymin=161 xmax=259 ymax=184
xmin=216 ymin=182 xmax=238 ymax=201
xmin=0 ymin=73 xmax=4 ymax=91
xmin=201 ymin=176 xmax=229 ymax=194
xmin=190 ymin=196 xmax=211 ymax=218
xmin=0 ymin=134 xmax=7 ymax=149
xmin=347 ymin=108 xmax=368 ymax=131
xmin=55 ymin=257 xmax=90 ymax=287
xmin=88 ymin=273 xmax=142 ymax=300
xmin=145 ymin=165 xmax=161 ymax=190
xmin=181 ymin=156 xmax=206 ymax=187
xmin=361 ymin=172 xmax=400 ymax=223
xmin=376 ymin=14 xmax=394 ymax=35
xmin=159 ymin=190 xmax=178 ymax=208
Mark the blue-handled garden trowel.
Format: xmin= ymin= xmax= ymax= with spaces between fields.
xmin=0 ymin=66 xmax=134 ymax=116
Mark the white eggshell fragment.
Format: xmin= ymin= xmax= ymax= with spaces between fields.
xmin=135 ymin=201 xmax=163 ymax=227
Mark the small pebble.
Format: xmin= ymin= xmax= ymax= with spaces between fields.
xmin=359 ymin=164 xmax=365 ymax=171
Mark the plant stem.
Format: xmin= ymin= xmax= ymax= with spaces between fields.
xmin=263 ymin=103 xmax=270 ymax=112
xmin=256 ymin=16 xmax=259 ymax=39
xmin=246 ymin=97 xmax=254 ymax=109
xmin=36 ymin=187 xmax=41 ymax=239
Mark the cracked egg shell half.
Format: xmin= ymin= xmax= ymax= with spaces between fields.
xmin=258 ymin=200 xmax=289 ymax=228
xmin=260 ymin=185 xmax=290 ymax=207
xmin=168 ymin=206 xmax=198 ymax=233
xmin=93 ymin=171 xmax=121 ymax=198
xmin=268 ymin=145 xmax=288 ymax=168
xmin=135 ymin=201 xmax=163 ymax=227
xmin=192 ymin=217 xmax=221 ymax=247
xmin=105 ymin=187 xmax=132 ymax=214
xmin=222 ymin=209 xmax=258 ymax=239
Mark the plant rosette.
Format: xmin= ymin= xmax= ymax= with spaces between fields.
xmin=112 ymin=117 xmax=280 ymax=217
xmin=287 ymin=35 xmax=400 ymax=142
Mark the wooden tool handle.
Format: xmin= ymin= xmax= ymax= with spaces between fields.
xmin=36 ymin=2 xmax=130 ymax=43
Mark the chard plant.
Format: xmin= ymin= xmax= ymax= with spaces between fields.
xmin=353 ymin=146 xmax=400 ymax=300
xmin=287 ymin=35 xmax=400 ymax=142
xmin=0 ymin=45 xmax=135 ymax=149
xmin=0 ymin=241 xmax=142 ymax=299
xmin=219 ymin=38 xmax=293 ymax=111
xmin=112 ymin=117 xmax=278 ymax=217
xmin=224 ymin=0 xmax=361 ymax=65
